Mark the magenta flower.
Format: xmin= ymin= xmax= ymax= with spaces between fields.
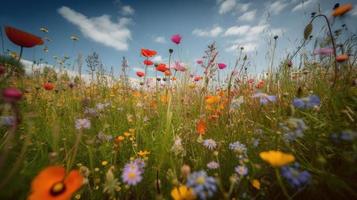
xmin=217 ymin=63 xmax=227 ymax=69
xmin=173 ymin=61 xmax=186 ymax=72
xmin=196 ymin=59 xmax=203 ymax=65
xmin=171 ymin=34 xmax=182 ymax=45
xmin=313 ymin=48 xmax=333 ymax=56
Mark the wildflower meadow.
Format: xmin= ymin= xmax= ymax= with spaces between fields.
xmin=0 ymin=1 xmax=356 ymax=200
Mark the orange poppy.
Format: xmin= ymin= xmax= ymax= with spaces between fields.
xmin=5 ymin=26 xmax=43 ymax=48
xmin=28 ymin=166 xmax=83 ymax=200
xmin=332 ymin=3 xmax=353 ymax=17
xmin=196 ymin=119 xmax=206 ymax=135
xmin=164 ymin=70 xmax=172 ymax=76
xmin=336 ymin=54 xmax=349 ymax=62
xmin=136 ymin=71 xmax=145 ymax=77
xmin=156 ymin=63 xmax=168 ymax=72
xmin=141 ymin=48 xmax=157 ymax=57
xmin=143 ymin=60 xmax=153 ymax=66
xmin=43 ymin=82 xmax=55 ymax=91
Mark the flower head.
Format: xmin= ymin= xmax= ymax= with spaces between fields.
xmin=186 ymin=170 xmax=217 ymax=200
xmin=5 ymin=26 xmax=43 ymax=48
xmin=171 ymin=185 xmax=196 ymax=200
xmin=207 ymin=161 xmax=220 ymax=170
xmin=281 ymin=163 xmax=311 ymax=188
xmin=203 ymin=139 xmax=217 ymax=150
xmin=235 ymin=165 xmax=248 ymax=176
xmin=252 ymin=92 xmax=276 ymax=105
xmin=332 ymin=3 xmax=353 ymax=17
xmin=293 ymin=95 xmax=320 ymax=109
xmin=141 ymin=48 xmax=157 ymax=57
xmin=75 ymin=118 xmax=91 ymax=130
xmin=171 ymin=34 xmax=182 ymax=45
xmin=259 ymin=150 xmax=295 ymax=167
xmin=28 ymin=166 xmax=83 ymax=200
xmin=122 ymin=159 xmax=145 ymax=186
xmin=217 ymin=63 xmax=227 ymax=69
xmin=136 ymin=71 xmax=145 ymax=77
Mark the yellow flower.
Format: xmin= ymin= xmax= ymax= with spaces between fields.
xmin=124 ymin=132 xmax=131 ymax=137
xmin=101 ymin=160 xmax=108 ymax=166
xmin=115 ymin=135 xmax=125 ymax=143
xmin=171 ymin=185 xmax=196 ymax=200
xmin=137 ymin=150 xmax=150 ymax=158
xmin=259 ymin=150 xmax=295 ymax=167
xmin=251 ymin=179 xmax=261 ymax=190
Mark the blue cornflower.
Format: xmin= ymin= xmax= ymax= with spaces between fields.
xmin=293 ymin=95 xmax=320 ymax=109
xmin=252 ymin=92 xmax=277 ymax=105
xmin=281 ymin=163 xmax=311 ymax=188
xmin=186 ymin=170 xmax=217 ymax=200
xmin=331 ymin=130 xmax=356 ymax=143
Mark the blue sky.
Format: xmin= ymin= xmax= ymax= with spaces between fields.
xmin=0 ymin=0 xmax=356 ymax=79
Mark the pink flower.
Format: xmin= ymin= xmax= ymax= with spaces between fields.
xmin=313 ymin=48 xmax=333 ymax=56
xmin=196 ymin=59 xmax=203 ymax=65
xmin=217 ymin=63 xmax=227 ymax=69
xmin=171 ymin=34 xmax=182 ymax=45
xmin=173 ymin=61 xmax=186 ymax=72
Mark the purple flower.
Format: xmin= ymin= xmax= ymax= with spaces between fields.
xmin=280 ymin=118 xmax=308 ymax=142
xmin=186 ymin=170 xmax=217 ymax=200
xmin=331 ymin=130 xmax=356 ymax=143
xmin=252 ymin=92 xmax=277 ymax=105
xmin=281 ymin=163 xmax=311 ymax=188
xmin=122 ymin=159 xmax=145 ymax=186
xmin=203 ymin=139 xmax=217 ymax=150
xmin=207 ymin=161 xmax=220 ymax=169
xmin=75 ymin=118 xmax=91 ymax=130
xmin=293 ymin=95 xmax=320 ymax=109
xmin=235 ymin=165 xmax=248 ymax=176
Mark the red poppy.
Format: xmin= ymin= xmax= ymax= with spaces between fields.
xmin=136 ymin=71 xmax=145 ymax=77
xmin=336 ymin=54 xmax=349 ymax=62
xmin=194 ymin=76 xmax=202 ymax=81
xmin=141 ymin=48 xmax=157 ymax=57
xmin=5 ymin=26 xmax=43 ymax=48
xmin=156 ymin=63 xmax=168 ymax=72
xmin=256 ymin=80 xmax=264 ymax=89
xmin=43 ymin=82 xmax=55 ymax=91
xmin=143 ymin=60 xmax=153 ymax=66
xmin=28 ymin=166 xmax=83 ymax=200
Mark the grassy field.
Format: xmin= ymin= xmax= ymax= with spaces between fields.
xmin=0 ymin=5 xmax=357 ymax=200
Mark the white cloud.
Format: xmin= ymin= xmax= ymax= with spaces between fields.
xmin=292 ymin=0 xmax=315 ymax=12
xmin=152 ymin=55 xmax=163 ymax=63
xmin=224 ymin=25 xmax=250 ymax=36
xmin=121 ymin=5 xmax=135 ymax=15
xmin=226 ymin=42 xmax=257 ymax=53
xmin=268 ymin=0 xmax=289 ymax=15
xmin=192 ymin=26 xmax=223 ymax=37
xmin=238 ymin=9 xmax=257 ymax=21
xmin=58 ymin=6 xmax=132 ymax=51
xmin=154 ymin=36 xmax=166 ymax=44
xmin=218 ymin=0 xmax=236 ymax=14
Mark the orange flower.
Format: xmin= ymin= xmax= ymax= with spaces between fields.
xmin=194 ymin=76 xmax=202 ymax=82
xmin=141 ymin=48 xmax=157 ymax=57
xmin=164 ymin=70 xmax=172 ymax=76
xmin=28 ymin=166 xmax=83 ymax=200
xmin=332 ymin=3 xmax=353 ymax=17
xmin=196 ymin=119 xmax=206 ymax=135
xmin=156 ymin=63 xmax=168 ymax=72
xmin=336 ymin=54 xmax=349 ymax=62
xmin=43 ymin=82 xmax=55 ymax=91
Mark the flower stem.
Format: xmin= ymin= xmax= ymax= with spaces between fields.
xmin=275 ymin=168 xmax=291 ymax=200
